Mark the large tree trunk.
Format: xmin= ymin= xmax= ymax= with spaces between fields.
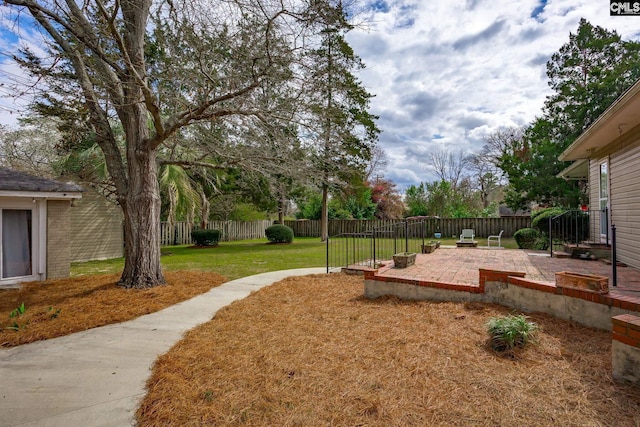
xmin=118 ymin=147 xmax=166 ymax=289
xmin=200 ymin=191 xmax=210 ymax=229
xmin=277 ymin=187 xmax=286 ymax=224
xmin=116 ymin=1 xmax=166 ymax=289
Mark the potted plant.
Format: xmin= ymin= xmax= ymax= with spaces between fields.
xmin=434 ymin=219 xmax=442 ymax=239
xmin=393 ymin=252 xmax=416 ymax=268
xmin=421 ymin=241 xmax=438 ymax=253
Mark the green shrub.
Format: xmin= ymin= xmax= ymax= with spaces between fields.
xmin=191 ymin=229 xmax=221 ymax=246
xmin=531 ymin=207 xmax=565 ymax=233
xmin=513 ymin=228 xmax=540 ymax=249
xmin=534 ymin=236 xmax=550 ymax=250
xmin=265 ymin=224 xmax=294 ymax=243
xmin=486 ymin=314 xmax=537 ymax=353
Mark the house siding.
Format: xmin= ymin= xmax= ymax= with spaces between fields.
xmin=589 ymin=127 xmax=640 ymax=268
xmin=70 ymin=189 xmax=123 ymax=262
xmin=47 ymin=200 xmax=72 ymax=279
xmin=602 ymin=127 xmax=640 ymax=270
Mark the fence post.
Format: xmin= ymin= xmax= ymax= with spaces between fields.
xmin=606 ymin=208 xmax=610 ymax=247
xmin=373 ymin=230 xmax=377 ymax=266
xmin=612 ymin=224 xmax=617 ymax=287
xmin=549 ymin=217 xmax=553 ymax=258
xmin=393 ymin=226 xmax=397 ymax=255
xmin=326 ymin=236 xmax=330 ymax=274
xmin=405 ymin=221 xmax=409 ymax=253
xmin=352 ymin=234 xmax=356 ymax=268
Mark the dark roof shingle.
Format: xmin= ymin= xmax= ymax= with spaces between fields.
xmin=0 ymin=167 xmax=84 ymax=193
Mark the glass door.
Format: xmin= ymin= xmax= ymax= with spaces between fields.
xmin=599 ymin=162 xmax=609 ymax=243
xmin=1 ymin=209 xmax=33 ymax=279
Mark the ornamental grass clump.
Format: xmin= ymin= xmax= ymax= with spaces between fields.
xmin=486 ymin=314 xmax=537 ymax=354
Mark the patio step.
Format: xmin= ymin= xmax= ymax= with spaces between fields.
xmin=562 ymin=244 xmax=611 ymax=260
xmin=553 ymin=251 xmax=571 ymax=258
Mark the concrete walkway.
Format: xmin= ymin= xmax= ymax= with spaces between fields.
xmin=0 ymin=268 xmax=326 ymax=427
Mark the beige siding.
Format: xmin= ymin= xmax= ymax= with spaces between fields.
xmin=70 ymin=189 xmax=123 ymax=262
xmin=47 ymin=200 xmax=72 ymax=279
xmin=608 ymin=132 xmax=640 ymax=270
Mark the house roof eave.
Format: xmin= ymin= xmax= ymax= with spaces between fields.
xmin=560 ymin=78 xmax=640 ymax=161
xmin=0 ymin=190 xmax=83 ymax=200
xmin=557 ymin=159 xmax=589 ymax=181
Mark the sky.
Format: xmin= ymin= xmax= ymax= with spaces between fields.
xmin=344 ymin=0 xmax=640 ymax=191
xmin=0 ymin=1 xmax=639 ymax=193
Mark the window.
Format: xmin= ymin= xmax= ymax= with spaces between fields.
xmin=599 ymin=162 xmax=609 ymax=240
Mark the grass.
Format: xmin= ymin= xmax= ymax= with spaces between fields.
xmin=71 ymin=237 xmax=327 ymax=279
xmin=0 ymin=271 xmax=226 ymax=347
xmin=137 ymin=273 xmax=640 ymax=426
xmin=1 ymin=238 xmax=326 ymax=346
xmin=71 ymin=237 xmax=520 ymax=278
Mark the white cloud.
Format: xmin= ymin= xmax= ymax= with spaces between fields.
xmin=1 ymin=1 xmax=639 ymax=193
xmin=348 ymin=0 xmax=640 ymax=191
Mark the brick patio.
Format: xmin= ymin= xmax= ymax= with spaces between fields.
xmin=360 ymin=246 xmax=640 ymax=385
xmin=372 ymin=246 xmax=640 ymax=303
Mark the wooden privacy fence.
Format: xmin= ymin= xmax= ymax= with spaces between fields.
xmin=160 ymin=220 xmax=273 ymax=246
xmin=285 ymin=217 xmax=531 ymax=239
xmin=159 ymin=217 xmax=532 ymax=245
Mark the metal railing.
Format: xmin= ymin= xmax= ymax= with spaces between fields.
xmin=549 ymin=208 xmax=617 ymax=287
xmin=549 ymin=209 xmax=606 ymax=256
xmin=326 ymin=220 xmax=429 ymax=273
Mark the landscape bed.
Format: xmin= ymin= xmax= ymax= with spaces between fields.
xmin=0 ymin=271 xmax=226 ymax=347
xmin=137 ymin=273 xmax=640 ymax=426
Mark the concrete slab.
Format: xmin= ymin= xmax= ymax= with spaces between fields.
xmin=0 ymin=267 xmax=325 ymax=427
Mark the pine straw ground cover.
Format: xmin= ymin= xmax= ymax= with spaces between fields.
xmin=138 ymin=274 xmax=640 ymax=427
xmin=0 ymin=271 xmax=226 ymax=347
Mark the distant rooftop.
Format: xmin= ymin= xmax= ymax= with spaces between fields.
xmin=0 ymin=167 xmax=83 ymax=193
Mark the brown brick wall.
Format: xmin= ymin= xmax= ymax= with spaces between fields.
xmin=47 ymin=200 xmax=72 ymax=279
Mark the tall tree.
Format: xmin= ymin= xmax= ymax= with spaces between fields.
xmin=302 ymin=1 xmax=380 ymax=240
xmin=499 ymin=19 xmax=640 ymax=209
xmin=467 ymin=153 xmax=500 ymax=210
xmin=369 ymin=177 xmax=404 ymax=220
xmin=0 ymin=118 xmax=60 ymax=175
xmin=425 ymin=148 xmax=469 ymax=190
xmin=545 ymin=18 xmax=640 ymax=146
xmin=2 ymin=0 xmax=327 ymax=288
xmin=404 ymin=183 xmax=428 ymax=217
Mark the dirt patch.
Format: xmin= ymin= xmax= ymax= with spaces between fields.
xmin=137 ymin=273 xmax=640 ymax=426
xmin=0 ymin=270 xmax=226 ymax=347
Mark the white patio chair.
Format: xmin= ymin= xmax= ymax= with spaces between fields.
xmin=459 ymin=229 xmax=475 ymax=242
xmin=488 ymin=230 xmax=504 ymax=248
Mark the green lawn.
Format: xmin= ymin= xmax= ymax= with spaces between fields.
xmin=71 ymin=237 xmax=327 ymax=280
xmin=71 ymin=236 xmax=519 ymax=280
